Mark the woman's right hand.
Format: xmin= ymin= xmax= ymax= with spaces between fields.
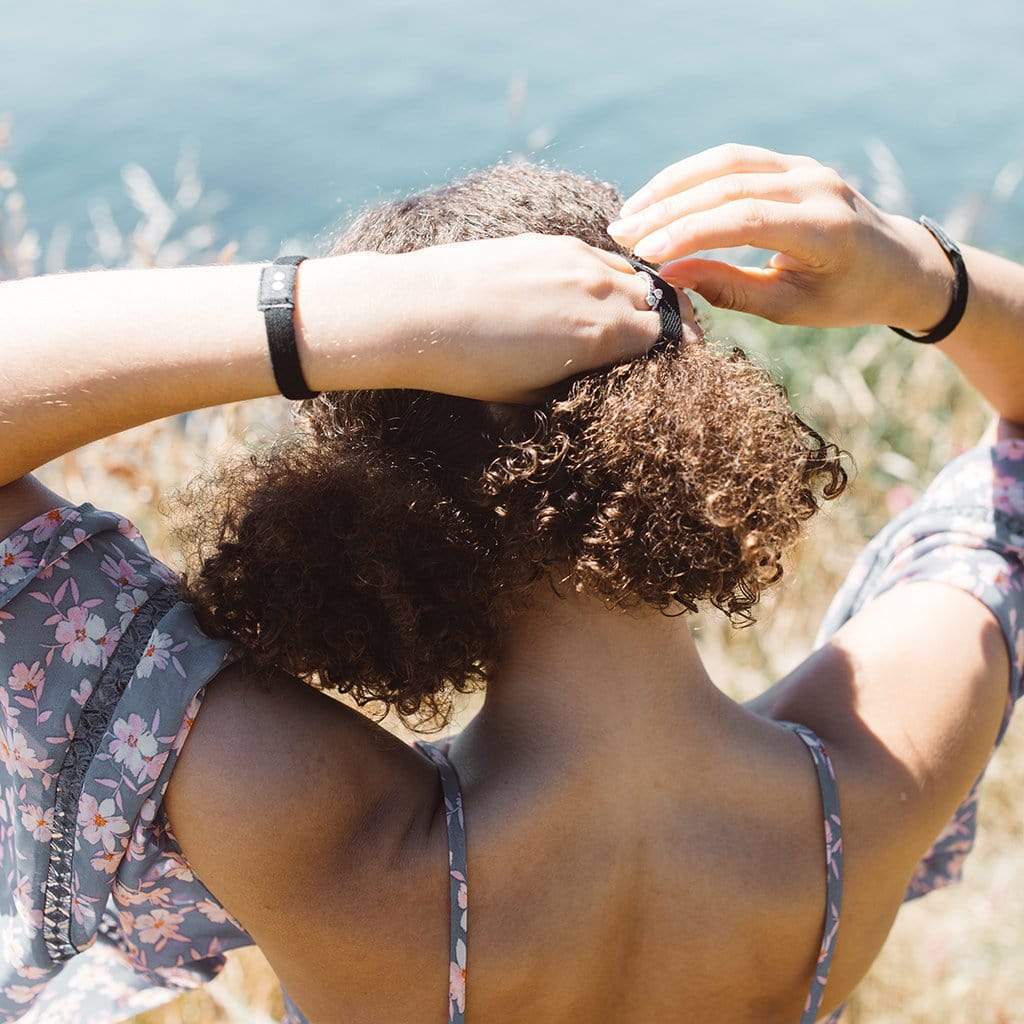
xmin=607 ymin=144 xmax=953 ymax=333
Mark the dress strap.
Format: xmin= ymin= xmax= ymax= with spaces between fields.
xmin=415 ymin=727 xmax=841 ymax=1024
xmin=415 ymin=740 xmax=469 ymax=1024
xmin=780 ymin=721 xmax=844 ymax=1024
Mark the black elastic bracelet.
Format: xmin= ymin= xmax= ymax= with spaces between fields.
xmin=257 ymin=255 xmax=320 ymax=400
xmin=625 ymin=255 xmax=683 ymax=346
xmin=889 ymin=216 xmax=969 ymax=344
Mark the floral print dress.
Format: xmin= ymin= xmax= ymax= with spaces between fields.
xmin=0 ymin=439 xmax=1021 ymax=1024
xmin=0 ymin=505 xmax=255 ymax=1023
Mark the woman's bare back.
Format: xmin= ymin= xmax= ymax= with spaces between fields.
xmin=169 ymin=656 xmax=845 ymax=1024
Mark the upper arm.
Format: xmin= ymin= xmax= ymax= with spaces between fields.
xmin=763 ymin=581 xmax=1008 ymax=859
xmin=760 ymin=436 xmax=1024 ymax=855
xmin=164 ymin=660 xmax=440 ymax=952
xmin=754 ymin=580 xmax=1010 ymax=1017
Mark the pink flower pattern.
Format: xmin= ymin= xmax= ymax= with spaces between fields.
xmin=18 ymin=804 xmax=53 ymax=843
xmin=108 ymin=714 xmax=159 ymax=779
xmin=52 ymin=606 xmax=110 ymax=668
xmin=77 ymin=793 xmax=130 ymax=853
xmin=0 ymin=536 xmax=36 ymax=588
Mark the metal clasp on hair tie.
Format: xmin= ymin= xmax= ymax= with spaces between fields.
xmin=625 ymin=255 xmax=683 ymax=347
xmin=637 ymin=271 xmax=664 ymax=311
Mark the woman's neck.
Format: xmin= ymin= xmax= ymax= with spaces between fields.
xmin=454 ymin=583 xmax=737 ymax=784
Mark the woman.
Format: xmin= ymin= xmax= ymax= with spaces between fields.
xmin=0 ymin=147 xmax=1021 ymax=1023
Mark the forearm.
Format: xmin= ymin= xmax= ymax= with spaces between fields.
xmin=0 ymin=255 xmax=394 ymax=485
xmin=890 ymin=217 xmax=1024 ymax=424
xmin=0 ymin=234 xmax=658 ymax=487
xmin=941 ymin=244 xmax=1024 ymax=424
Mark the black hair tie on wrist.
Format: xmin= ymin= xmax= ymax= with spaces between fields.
xmin=890 ymin=216 xmax=969 ymax=345
xmin=257 ymin=255 xmax=321 ymax=400
xmin=625 ymin=255 xmax=684 ymax=347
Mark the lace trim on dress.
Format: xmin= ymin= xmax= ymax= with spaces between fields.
xmin=42 ymin=585 xmax=180 ymax=962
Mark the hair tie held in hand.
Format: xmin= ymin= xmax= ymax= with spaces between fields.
xmin=626 ymin=255 xmax=683 ymax=347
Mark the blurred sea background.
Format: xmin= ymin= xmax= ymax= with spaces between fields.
xmin=3 ymin=0 xmax=1024 ymax=269
xmin=2 ymin=2 xmax=1024 ymax=1021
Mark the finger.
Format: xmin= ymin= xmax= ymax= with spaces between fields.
xmin=585 ymin=247 xmax=669 ymax=310
xmin=608 ymin=260 xmax=696 ymax=319
xmin=609 ymin=171 xmax=808 ymax=248
xmin=624 ymin=198 xmax=826 ymax=265
xmin=658 ymin=258 xmax=802 ymax=322
xmin=571 ymin=244 xmax=693 ymax=321
xmin=769 ymin=251 xmax=807 ymax=272
xmin=606 ymin=310 xmax=662 ymax=363
xmin=589 ymin=247 xmax=639 ymax=275
xmin=619 ymin=144 xmax=818 ymax=218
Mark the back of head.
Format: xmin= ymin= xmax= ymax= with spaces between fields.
xmin=179 ymin=163 xmax=845 ymax=727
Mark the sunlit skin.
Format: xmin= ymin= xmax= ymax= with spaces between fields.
xmin=2 ymin=145 xmax=1024 ymax=1020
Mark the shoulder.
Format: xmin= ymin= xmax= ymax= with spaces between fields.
xmin=0 ymin=476 xmax=442 ymax=915
xmin=163 ymin=657 xmax=442 ymax=924
xmin=0 ymin=476 xmax=173 ymax=603
xmin=0 ymin=478 xmax=212 ymax=690
xmin=807 ymin=437 xmax=1024 ymax=769
xmin=0 ymin=475 xmax=70 ymax=541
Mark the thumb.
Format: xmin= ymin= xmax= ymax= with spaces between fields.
xmin=658 ymin=258 xmax=795 ymax=322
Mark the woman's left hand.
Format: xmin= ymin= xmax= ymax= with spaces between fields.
xmin=607 ymin=143 xmax=951 ymax=333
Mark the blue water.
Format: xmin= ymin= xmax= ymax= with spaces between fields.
xmin=4 ymin=0 xmax=1024 ymax=267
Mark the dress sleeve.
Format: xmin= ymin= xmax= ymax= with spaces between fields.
xmin=0 ymin=503 xmax=254 ymax=1023
xmin=814 ymin=439 xmax=1024 ymax=899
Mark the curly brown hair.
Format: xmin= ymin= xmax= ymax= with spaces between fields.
xmin=177 ymin=163 xmax=847 ymax=727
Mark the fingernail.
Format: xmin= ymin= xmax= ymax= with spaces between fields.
xmin=619 ymin=188 xmax=651 ymax=218
xmin=607 ymin=215 xmax=641 ymax=240
xmin=633 ymin=229 xmax=669 ymax=261
xmin=659 ymin=268 xmax=688 ymax=287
